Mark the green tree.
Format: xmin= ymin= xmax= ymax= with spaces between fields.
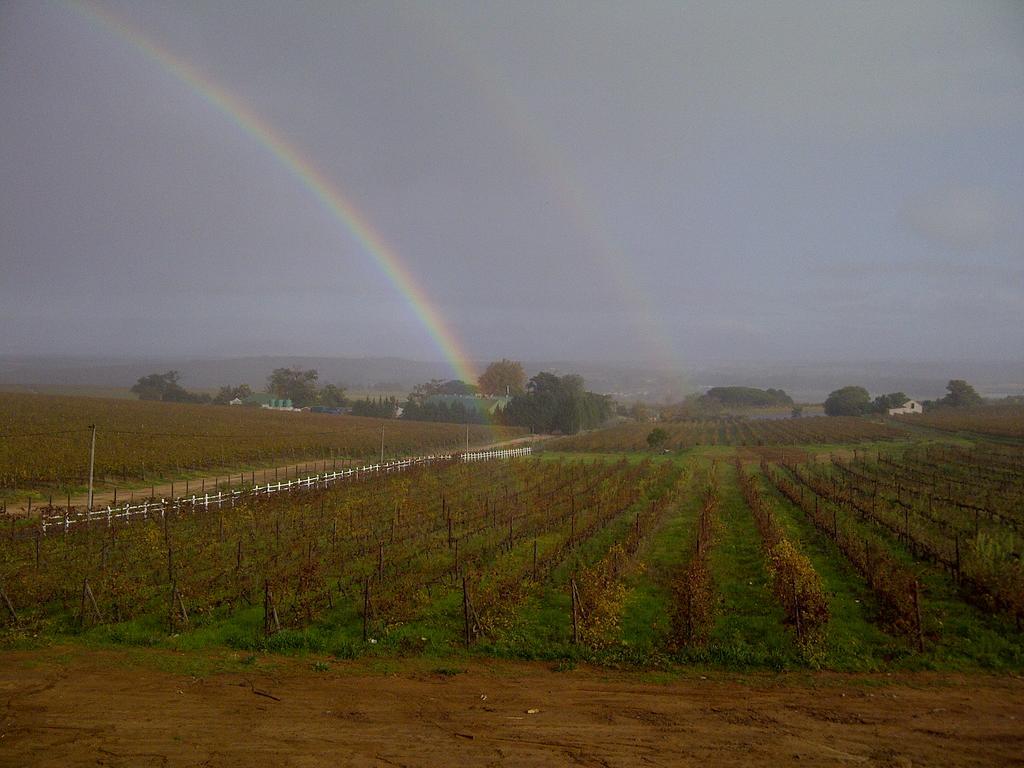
xmin=317 ymin=384 xmax=348 ymax=408
xmin=437 ymin=379 xmax=478 ymax=396
xmin=477 ymin=359 xmax=526 ymax=396
xmin=131 ymin=371 xmax=208 ymax=403
xmin=131 ymin=371 xmax=179 ymax=401
xmin=647 ymin=427 xmax=669 ymax=448
xmin=350 ymin=396 xmax=398 ymax=418
xmin=871 ymin=392 xmax=908 ymax=413
xmin=824 ymin=386 xmax=871 ymax=416
xmin=501 ymin=371 xmax=612 ymax=434
xmin=629 ymin=402 xmax=649 ymax=421
xmin=941 ymin=379 xmax=983 ymax=408
xmin=267 ymin=367 xmax=319 ymax=407
xmin=212 ymin=383 xmax=252 ymax=405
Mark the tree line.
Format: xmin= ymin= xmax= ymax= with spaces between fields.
xmin=824 ymin=379 xmax=984 ymax=416
xmin=130 ymin=359 xmax=611 ymax=435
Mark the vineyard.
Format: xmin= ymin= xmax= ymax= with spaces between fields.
xmin=767 ymin=443 xmax=1024 ymax=629
xmin=0 ymin=456 xmax=679 ymax=655
xmin=892 ymin=403 xmax=1024 ymax=439
xmin=0 ymin=392 xmax=526 ymax=491
xmin=2 ymin=436 xmax=1021 ymax=670
xmin=551 ymin=415 xmax=907 ymax=452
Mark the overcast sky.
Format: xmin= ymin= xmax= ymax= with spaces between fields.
xmin=2 ymin=1 xmax=1022 ymax=370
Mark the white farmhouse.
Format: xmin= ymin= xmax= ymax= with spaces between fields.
xmin=888 ymin=399 xmax=923 ymax=415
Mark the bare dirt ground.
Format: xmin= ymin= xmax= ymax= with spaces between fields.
xmin=1 ymin=648 xmax=1021 ymax=767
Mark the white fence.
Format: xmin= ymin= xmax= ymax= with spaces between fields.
xmin=460 ymin=446 xmax=533 ymax=462
xmin=39 ymin=445 xmax=532 ymax=533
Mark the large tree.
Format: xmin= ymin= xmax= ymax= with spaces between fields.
xmin=941 ymin=379 xmax=983 ymax=408
xmin=407 ymin=378 xmax=478 ymax=406
xmin=267 ymin=367 xmax=319 ymax=407
xmin=317 ymin=384 xmax=348 ymax=408
xmin=501 ymin=371 xmax=611 ymax=434
xmin=872 ymin=392 xmax=908 ymax=413
xmin=478 ymin=359 xmax=526 ymax=396
xmin=350 ymin=396 xmax=399 ymax=418
xmin=131 ymin=371 xmax=208 ymax=403
xmin=824 ymin=385 xmax=871 ymax=416
xmin=212 ymin=383 xmax=252 ymax=405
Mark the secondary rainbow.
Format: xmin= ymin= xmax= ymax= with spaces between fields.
xmin=407 ymin=9 xmax=683 ymax=369
xmin=71 ymin=1 xmax=478 ymax=384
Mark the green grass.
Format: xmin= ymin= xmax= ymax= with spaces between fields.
xmin=480 ymin=467 xmax=680 ymax=663
xmin=755 ymin=469 xmax=910 ymax=670
xmin=770 ymin=463 xmax=1023 ymax=670
xmin=5 ymin=442 xmax=1022 ymax=672
xmin=617 ymin=467 xmax=700 ymax=655
xmin=699 ymin=462 xmax=795 ymax=668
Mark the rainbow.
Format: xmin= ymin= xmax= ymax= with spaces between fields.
xmin=69 ymin=1 xmax=478 ymax=385
xmin=406 ymin=8 xmax=683 ymax=369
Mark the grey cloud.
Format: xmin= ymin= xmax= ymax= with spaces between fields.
xmin=906 ymin=186 xmax=1018 ymax=251
xmin=1 ymin=1 xmax=1022 ymax=366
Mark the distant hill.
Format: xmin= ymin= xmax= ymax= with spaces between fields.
xmin=0 ymin=355 xmax=452 ymax=392
xmin=687 ymin=360 xmax=1023 ymax=403
xmin=0 ymin=355 xmax=1019 ymax=404
xmin=703 ymin=386 xmax=793 ymax=407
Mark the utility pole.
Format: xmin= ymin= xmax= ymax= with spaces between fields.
xmin=87 ymin=424 xmax=97 ymax=511
xmin=380 ymin=424 xmax=384 ymax=464
xmin=465 ymin=422 xmax=470 ymax=452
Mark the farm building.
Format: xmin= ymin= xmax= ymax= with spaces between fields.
xmin=888 ymin=399 xmax=923 ymax=415
xmin=425 ymin=394 xmax=511 ymax=416
xmin=243 ymin=393 xmax=297 ymax=411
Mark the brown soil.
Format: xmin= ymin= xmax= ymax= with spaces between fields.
xmin=1 ymin=648 xmax=1021 ymax=767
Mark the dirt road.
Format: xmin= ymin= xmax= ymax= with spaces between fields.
xmin=1 ymin=648 xmax=1021 ymax=767
xmin=21 ymin=435 xmax=547 ymax=513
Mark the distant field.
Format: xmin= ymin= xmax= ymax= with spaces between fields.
xmin=0 ymin=384 xmax=412 ymax=402
xmin=0 ymin=392 xmax=526 ymax=490
xmin=551 ymin=415 xmax=907 ymax=452
xmin=0 ymin=384 xmax=138 ymax=400
xmin=894 ymin=404 xmax=1024 ymax=439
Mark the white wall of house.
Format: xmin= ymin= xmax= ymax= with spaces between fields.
xmin=888 ymin=400 xmax=922 ymax=415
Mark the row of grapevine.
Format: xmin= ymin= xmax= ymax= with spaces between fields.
xmin=571 ymin=462 xmax=682 ymax=647
xmin=552 ymin=416 xmax=905 ymax=452
xmin=735 ymin=461 xmax=829 ymax=648
xmin=764 ymin=462 xmax=925 ymax=645
xmin=893 ymin=404 xmax=1024 ymax=439
xmin=0 ymin=458 xmax=677 ymax=649
xmin=668 ymin=467 xmax=720 ymax=647
xmin=466 ymin=460 xmax=666 ymax=640
xmin=0 ymin=391 xmax=526 ymax=489
xmin=811 ymin=455 xmax=1023 ymax=626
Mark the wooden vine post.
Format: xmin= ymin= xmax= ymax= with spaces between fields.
xmin=362 ymin=577 xmax=371 ymax=642
xmin=169 ymin=581 xmax=190 ymax=633
xmin=0 ymin=583 xmax=17 ymax=625
xmin=462 ymin=576 xmax=471 ymax=648
xmin=263 ymin=581 xmax=280 ymax=635
xmin=912 ymin=580 xmax=925 ymax=652
xmin=570 ymin=578 xmax=580 ymax=644
xmin=792 ymin=580 xmax=802 ymax=644
xmin=79 ymin=578 xmax=102 ymax=628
